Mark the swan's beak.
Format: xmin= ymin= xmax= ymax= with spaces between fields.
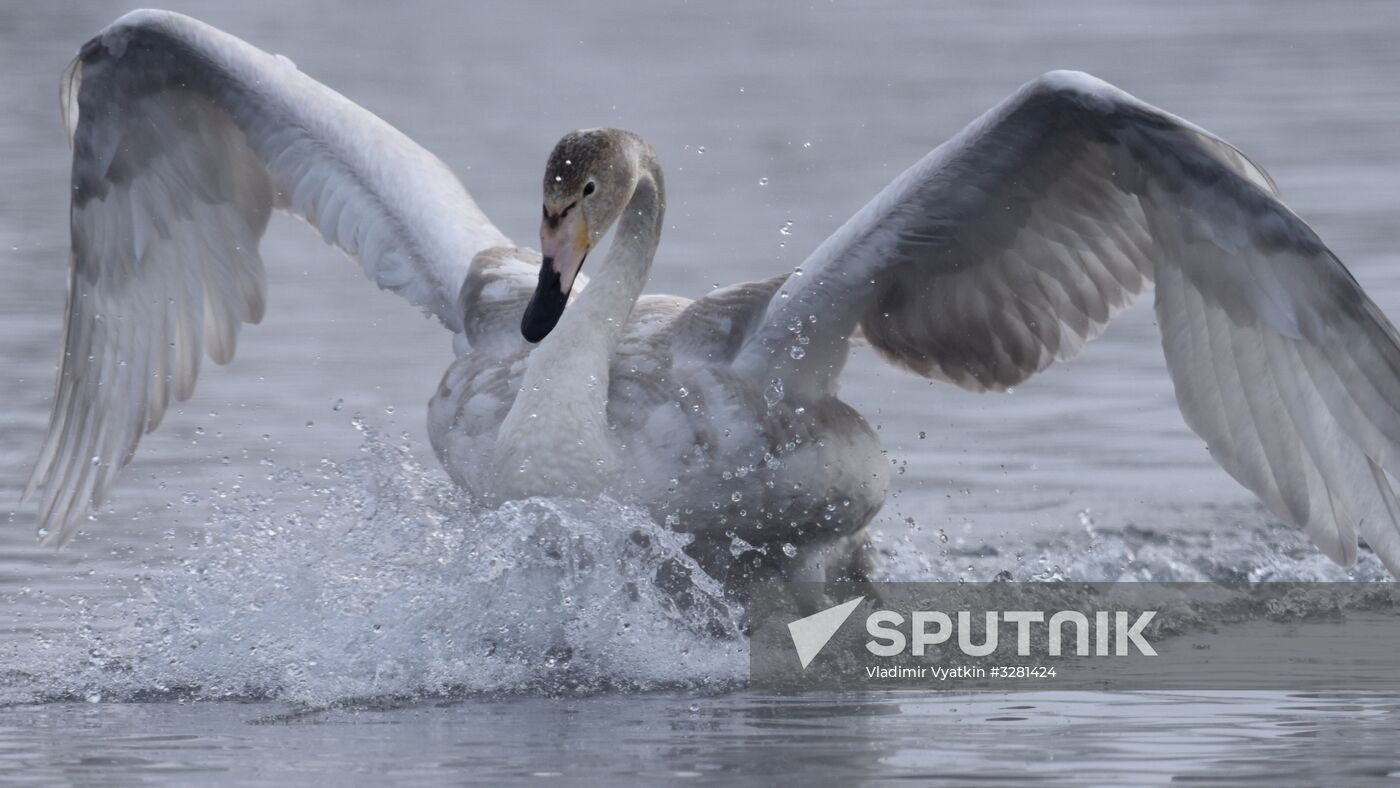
xmin=522 ymin=213 xmax=590 ymax=343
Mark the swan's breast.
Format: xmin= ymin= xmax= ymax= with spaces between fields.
xmin=427 ymin=294 xmax=685 ymax=496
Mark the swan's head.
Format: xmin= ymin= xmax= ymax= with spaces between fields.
xmin=523 ymin=128 xmax=636 ymax=342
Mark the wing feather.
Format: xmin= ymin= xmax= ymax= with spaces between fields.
xmin=735 ymin=70 xmax=1400 ymax=573
xmin=28 ymin=10 xmax=512 ymax=542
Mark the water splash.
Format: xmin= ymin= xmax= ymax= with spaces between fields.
xmin=1 ymin=426 xmax=744 ymax=706
xmin=874 ymin=507 xmax=1396 ymax=584
xmin=3 ymin=425 xmax=1393 ymax=707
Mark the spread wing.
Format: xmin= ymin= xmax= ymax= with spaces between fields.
xmin=733 ymin=70 xmax=1400 ymax=574
xmin=27 ymin=10 xmax=512 ymax=543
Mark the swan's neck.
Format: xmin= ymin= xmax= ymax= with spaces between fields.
xmin=556 ymin=175 xmax=663 ymax=353
xmin=494 ymin=163 xmax=664 ymax=498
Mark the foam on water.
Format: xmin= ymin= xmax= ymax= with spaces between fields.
xmin=874 ymin=506 xmax=1395 ymax=585
xmin=2 ymin=424 xmax=1392 ymax=707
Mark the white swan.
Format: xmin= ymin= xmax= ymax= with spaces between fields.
xmin=27 ymin=10 xmax=1400 ymax=586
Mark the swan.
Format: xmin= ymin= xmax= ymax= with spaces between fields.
xmin=26 ymin=9 xmax=1400 ymax=588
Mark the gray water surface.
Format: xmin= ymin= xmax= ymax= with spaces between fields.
xmin=4 ymin=1 xmax=1400 ymax=784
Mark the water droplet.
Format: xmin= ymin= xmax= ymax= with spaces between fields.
xmin=385 ymin=405 xmax=395 ymax=415
xmin=763 ymin=378 xmax=784 ymax=408
xmin=731 ymin=491 xmax=742 ymax=503
xmin=332 ymin=398 xmax=344 ymax=412
xmin=782 ymin=543 xmax=798 ymax=557
xmin=779 ymin=221 xmax=793 ymax=236
xmin=789 ymin=346 xmax=805 ymax=360
xmin=678 ymin=387 xmax=688 ymax=398
xmin=758 ymin=177 xmax=769 ymax=186
xmin=802 ymin=141 xmax=812 ymax=149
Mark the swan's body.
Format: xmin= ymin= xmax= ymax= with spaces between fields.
xmin=28 ymin=10 xmax=1400 ymax=586
xmin=431 ymin=255 xmax=886 ymax=581
xmin=428 ymin=133 xmax=886 ymax=581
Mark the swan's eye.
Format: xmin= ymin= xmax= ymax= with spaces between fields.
xmin=583 ymin=181 xmax=596 ymax=197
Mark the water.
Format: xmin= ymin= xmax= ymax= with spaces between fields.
xmin=4 ymin=1 xmax=1400 ymax=783
xmin=8 ymin=692 xmax=1400 ymax=785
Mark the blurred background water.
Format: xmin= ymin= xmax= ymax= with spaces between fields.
xmin=4 ymin=1 xmax=1400 ymax=784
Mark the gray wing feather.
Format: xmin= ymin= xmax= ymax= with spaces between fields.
xmin=670 ymin=275 xmax=791 ymax=363
xmin=28 ymin=10 xmax=509 ymax=543
xmin=734 ymin=70 xmax=1400 ymax=573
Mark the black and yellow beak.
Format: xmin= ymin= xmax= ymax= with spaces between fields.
xmin=523 ymin=209 xmax=590 ymax=343
xmin=521 ymin=251 xmax=585 ymax=342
